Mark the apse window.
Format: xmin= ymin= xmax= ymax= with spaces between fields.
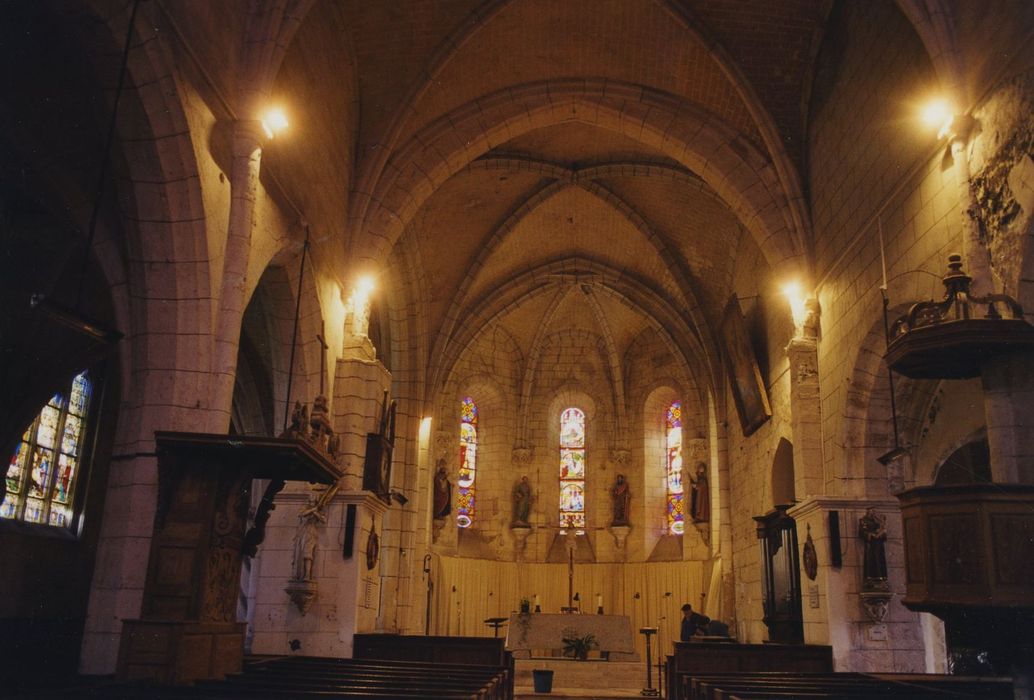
xmin=456 ymin=396 xmax=478 ymax=528
xmin=2 ymin=370 xmax=93 ymax=528
xmin=666 ymin=400 xmax=685 ymax=535
xmin=559 ymin=407 xmax=586 ymax=534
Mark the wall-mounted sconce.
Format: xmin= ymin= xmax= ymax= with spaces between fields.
xmin=261 ymin=106 xmax=289 ymax=139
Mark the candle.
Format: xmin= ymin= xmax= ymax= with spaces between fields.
xmin=596 ymin=594 xmax=602 ymax=607
xmin=534 ymin=594 xmax=540 ymax=606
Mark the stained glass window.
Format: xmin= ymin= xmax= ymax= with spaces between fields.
xmin=559 ymin=407 xmax=586 ymax=533
xmin=457 ymin=397 xmax=478 ymax=528
xmin=2 ymin=371 xmax=92 ymax=528
xmin=666 ymin=400 xmax=685 ymax=535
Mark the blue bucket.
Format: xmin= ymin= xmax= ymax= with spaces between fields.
xmin=532 ymin=668 xmax=554 ymax=693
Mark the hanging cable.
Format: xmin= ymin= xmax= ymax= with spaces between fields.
xmin=73 ymin=0 xmax=142 ymax=308
xmin=282 ymin=226 xmax=311 ymax=434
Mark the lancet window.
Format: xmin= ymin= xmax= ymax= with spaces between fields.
xmin=2 ymin=370 xmax=93 ymax=528
xmin=559 ymin=407 xmax=586 ymax=533
xmin=456 ymin=397 xmax=478 ymax=528
xmin=666 ymin=400 xmax=685 ymax=534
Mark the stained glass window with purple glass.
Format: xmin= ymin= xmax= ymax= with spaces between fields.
xmin=2 ymin=370 xmax=92 ymax=528
xmin=559 ymin=407 xmax=586 ymax=533
xmin=666 ymin=400 xmax=685 ymax=534
xmin=456 ymin=397 xmax=478 ymax=528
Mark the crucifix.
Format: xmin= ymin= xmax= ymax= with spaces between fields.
xmin=316 ymin=322 xmax=328 ymax=394
xmin=568 ymin=545 xmax=574 ymax=609
xmin=561 ymin=534 xmax=577 ymax=613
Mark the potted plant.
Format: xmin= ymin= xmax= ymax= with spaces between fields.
xmin=561 ymin=632 xmax=598 ymax=661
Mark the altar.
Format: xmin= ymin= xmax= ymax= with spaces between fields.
xmin=504 ymin=613 xmax=638 ymax=661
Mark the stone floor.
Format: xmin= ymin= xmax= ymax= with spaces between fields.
xmin=515 ymin=658 xmax=657 ymax=698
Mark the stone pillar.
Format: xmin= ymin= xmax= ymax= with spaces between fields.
xmin=335 ymin=490 xmax=390 ymax=649
xmin=981 ymin=353 xmax=1034 ymax=484
xmin=788 ymin=497 xmax=926 ymax=673
xmin=331 ymin=316 xmax=393 ymax=646
xmin=333 ymin=350 xmax=391 ymax=493
xmin=209 ymin=120 xmax=266 ymax=431
xmin=786 ymin=329 xmax=823 ymax=499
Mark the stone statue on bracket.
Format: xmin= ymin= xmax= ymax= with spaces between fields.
xmin=285 ymin=483 xmax=338 ymax=614
xmin=859 ymin=507 xmax=889 ymax=590
xmin=512 ymin=475 xmax=533 ymax=526
xmin=292 ymin=489 xmax=332 ymax=582
xmin=689 ymin=462 xmax=710 ymax=523
xmin=432 ymin=459 xmax=452 ymax=519
xmin=611 ymin=473 xmax=631 ymax=526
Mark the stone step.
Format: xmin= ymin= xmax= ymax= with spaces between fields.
xmin=515 ymin=659 xmax=648 ymax=690
xmin=516 ymin=690 xmax=649 ymax=699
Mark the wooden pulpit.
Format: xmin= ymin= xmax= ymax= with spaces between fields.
xmin=116 ymin=432 xmax=341 ymax=685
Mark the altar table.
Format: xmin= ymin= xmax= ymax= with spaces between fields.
xmin=504 ymin=613 xmax=637 ymax=661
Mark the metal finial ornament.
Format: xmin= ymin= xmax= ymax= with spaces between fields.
xmin=885 ymin=255 xmax=1034 ymax=379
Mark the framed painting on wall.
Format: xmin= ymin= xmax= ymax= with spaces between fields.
xmin=720 ymin=295 xmax=772 ymax=436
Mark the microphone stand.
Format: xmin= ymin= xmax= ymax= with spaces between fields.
xmin=423 ymin=554 xmax=433 ymax=635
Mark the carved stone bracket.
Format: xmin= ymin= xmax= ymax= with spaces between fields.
xmin=511 ymin=524 xmax=532 ymax=561
xmin=694 ymin=520 xmax=711 ymax=546
xmin=511 ymin=447 xmax=533 ymax=465
xmin=431 ymin=517 xmax=446 ymax=544
xmin=860 ymin=591 xmax=891 ymax=623
xmin=285 ymin=579 xmax=318 ymax=615
xmin=610 ymin=449 xmax=631 ymax=471
xmin=609 ymin=524 xmax=631 ymax=550
xmin=434 ymin=431 xmax=453 ymax=461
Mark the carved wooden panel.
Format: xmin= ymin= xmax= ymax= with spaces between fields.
xmin=991 ymin=514 xmax=1034 ymax=586
xmin=903 ymin=515 xmax=924 ymax=584
xmin=930 ymin=514 xmax=981 ymax=586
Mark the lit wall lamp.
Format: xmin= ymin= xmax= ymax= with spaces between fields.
xmin=782 ymin=281 xmax=818 ymax=339
xmin=261 ymin=106 xmax=289 ymax=139
xmin=921 ymin=98 xmax=975 ymax=142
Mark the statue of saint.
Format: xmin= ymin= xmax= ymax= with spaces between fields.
xmin=432 ymin=460 xmax=452 ymax=519
xmin=309 ymin=394 xmax=334 ymax=453
xmin=512 ymin=475 xmax=532 ymax=526
xmin=292 ymin=493 xmax=327 ymax=581
xmin=282 ymin=401 xmax=309 ymax=439
xmin=611 ymin=473 xmax=631 ymax=526
xmin=690 ymin=462 xmax=710 ymax=523
xmin=859 ymin=507 xmax=888 ymax=587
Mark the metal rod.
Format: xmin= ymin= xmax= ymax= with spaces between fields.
xmin=568 ymin=546 xmax=574 ymax=609
xmin=424 ymin=554 xmax=433 ymax=635
xmin=282 ymin=228 xmax=310 ymax=434
xmin=881 ymin=290 xmax=902 ymax=450
xmin=75 ymin=0 xmax=141 ymax=307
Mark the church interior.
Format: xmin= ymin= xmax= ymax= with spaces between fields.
xmin=2 ymin=0 xmax=1034 ymax=698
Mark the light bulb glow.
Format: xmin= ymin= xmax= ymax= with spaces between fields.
xmin=781 ymin=281 xmax=808 ymax=330
xmin=357 ymin=276 xmax=375 ymax=296
xmin=920 ymin=99 xmax=953 ymax=138
xmin=261 ymin=107 xmax=289 ymax=139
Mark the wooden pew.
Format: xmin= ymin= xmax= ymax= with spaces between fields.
xmin=680 ymin=671 xmax=1012 ymax=700
xmin=196 ymin=656 xmax=507 ymax=699
xmin=666 ymin=641 xmax=834 ymax=700
xmin=353 ymin=633 xmax=514 ymax=698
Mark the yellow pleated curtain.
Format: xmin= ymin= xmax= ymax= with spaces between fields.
xmin=431 ymin=557 xmax=713 ymax=661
